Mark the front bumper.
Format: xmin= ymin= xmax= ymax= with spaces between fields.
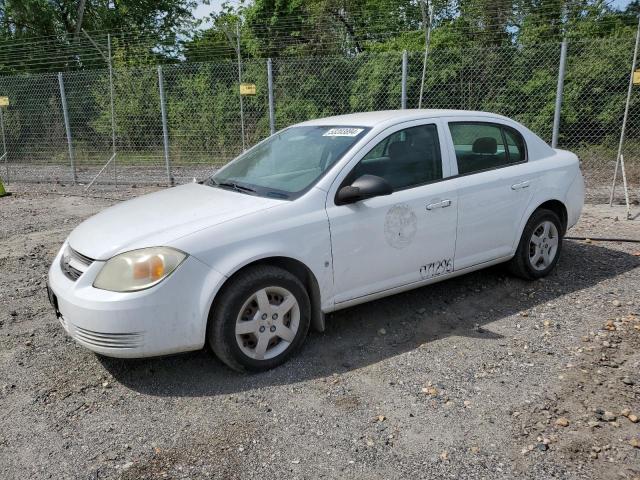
xmin=47 ymin=244 xmax=225 ymax=358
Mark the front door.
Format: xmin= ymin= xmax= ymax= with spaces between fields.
xmin=326 ymin=120 xmax=458 ymax=304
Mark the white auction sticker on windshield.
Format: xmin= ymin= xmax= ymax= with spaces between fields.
xmin=323 ymin=127 xmax=364 ymax=137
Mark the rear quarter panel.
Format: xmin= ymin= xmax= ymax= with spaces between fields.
xmin=513 ymin=148 xmax=583 ymax=251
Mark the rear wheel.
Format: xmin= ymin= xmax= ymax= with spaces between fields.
xmin=508 ymin=209 xmax=563 ymax=280
xmin=208 ymin=265 xmax=310 ymax=372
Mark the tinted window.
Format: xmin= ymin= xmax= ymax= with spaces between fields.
xmin=450 ymin=123 xmax=526 ymax=175
xmin=352 ymin=124 xmax=443 ymax=190
xmin=504 ymin=128 xmax=526 ymax=162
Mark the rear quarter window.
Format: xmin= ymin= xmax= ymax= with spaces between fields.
xmin=504 ymin=127 xmax=527 ymax=162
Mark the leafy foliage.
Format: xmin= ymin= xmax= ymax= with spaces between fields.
xmin=0 ymin=0 xmax=638 ymax=173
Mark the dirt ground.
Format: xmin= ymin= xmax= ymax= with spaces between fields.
xmin=1 ymin=183 xmax=639 ymax=480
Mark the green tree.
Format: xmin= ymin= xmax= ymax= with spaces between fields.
xmin=0 ymin=0 xmax=197 ymax=73
xmin=91 ymin=48 xmax=161 ymax=154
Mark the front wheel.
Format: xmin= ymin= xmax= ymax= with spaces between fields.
xmin=208 ymin=265 xmax=311 ymax=372
xmin=508 ymin=209 xmax=563 ymax=280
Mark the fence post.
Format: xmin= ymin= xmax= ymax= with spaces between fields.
xmin=401 ymin=50 xmax=408 ymax=109
xmin=157 ymin=65 xmax=172 ymax=187
xmin=58 ymin=72 xmax=77 ymax=184
xmin=235 ymin=23 xmax=246 ymax=151
xmin=107 ymin=33 xmax=117 ymax=187
xmin=267 ymin=58 xmax=275 ymax=135
xmin=0 ymin=107 xmax=8 ymax=182
xmin=551 ymin=40 xmax=568 ymax=148
xmin=609 ymin=15 xmax=640 ymax=213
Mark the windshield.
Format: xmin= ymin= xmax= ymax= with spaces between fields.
xmin=208 ymin=126 xmax=369 ymax=198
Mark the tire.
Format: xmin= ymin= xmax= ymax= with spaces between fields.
xmin=508 ymin=208 xmax=563 ymax=280
xmin=207 ymin=265 xmax=311 ymax=372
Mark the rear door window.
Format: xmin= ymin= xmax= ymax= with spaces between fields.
xmin=449 ymin=123 xmax=527 ymax=175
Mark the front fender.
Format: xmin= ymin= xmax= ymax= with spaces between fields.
xmin=169 ymin=191 xmax=334 ymax=323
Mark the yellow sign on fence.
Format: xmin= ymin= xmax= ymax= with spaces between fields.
xmin=240 ymin=83 xmax=256 ymax=95
xmin=0 ymin=97 xmax=8 ymax=107
xmin=634 ymin=70 xmax=640 ymax=86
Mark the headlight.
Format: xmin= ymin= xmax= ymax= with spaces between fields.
xmin=93 ymin=247 xmax=187 ymax=292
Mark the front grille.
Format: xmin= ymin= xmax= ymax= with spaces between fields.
xmin=60 ymin=246 xmax=94 ymax=281
xmin=72 ymin=324 xmax=143 ymax=349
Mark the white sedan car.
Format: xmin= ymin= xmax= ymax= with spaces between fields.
xmin=48 ymin=110 xmax=584 ymax=371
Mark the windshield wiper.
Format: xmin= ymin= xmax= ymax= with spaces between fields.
xmin=215 ymin=181 xmax=257 ymax=194
xmin=211 ymin=180 xmax=289 ymax=199
xmin=264 ymin=191 xmax=290 ymax=199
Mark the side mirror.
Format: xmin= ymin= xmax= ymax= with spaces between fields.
xmin=336 ymin=174 xmax=393 ymax=205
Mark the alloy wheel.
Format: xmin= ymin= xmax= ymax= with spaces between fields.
xmin=235 ymin=286 xmax=300 ymax=360
xmin=528 ymin=220 xmax=559 ymax=271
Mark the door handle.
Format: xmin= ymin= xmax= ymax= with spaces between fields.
xmin=511 ymin=180 xmax=530 ymax=190
xmin=426 ymin=199 xmax=452 ymax=210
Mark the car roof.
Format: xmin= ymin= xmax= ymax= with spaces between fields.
xmin=296 ymin=109 xmax=512 ymax=128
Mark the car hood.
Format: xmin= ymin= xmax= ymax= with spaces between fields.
xmin=68 ymin=183 xmax=284 ymax=260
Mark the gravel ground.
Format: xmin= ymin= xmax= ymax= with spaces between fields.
xmin=1 ymin=183 xmax=639 ymax=480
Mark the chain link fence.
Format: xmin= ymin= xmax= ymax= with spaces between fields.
xmin=562 ymin=37 xmax=640 ymax=202
xmin=0 ymin=36 xmax=637 ymax=202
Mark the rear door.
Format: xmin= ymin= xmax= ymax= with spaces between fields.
xmin=443 ymin=119 xmax=534 ymax=270
xmin=326 ymin=119 xmax=458 ymax=304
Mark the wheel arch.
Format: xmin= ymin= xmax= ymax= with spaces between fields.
xmin=513 ymin=198 xmax=568 ymax=255
xmin=535 ymin=199 xmax=568 ymax=235
xmin=208 ymin=256 xmax=325 ymax=333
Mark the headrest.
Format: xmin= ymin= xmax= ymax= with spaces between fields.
xmin=388 ymin=141 xmax=410 ymax=158
xmin=472 ymin=137 xmax=497 ymax=154
xmin=411 ymin=129 xmax=435 ymax=146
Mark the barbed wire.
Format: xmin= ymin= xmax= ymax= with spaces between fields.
xmin=0 ymin=4 xmax=631 ymax=49
xmin=0 ymin=1 xmax=635 ymax=73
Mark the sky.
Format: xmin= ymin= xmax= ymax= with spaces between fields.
xmin=612 ymin=0 xmax=633 ymax=9
xmin=193 ymin=0 xmax=226 ymax=27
